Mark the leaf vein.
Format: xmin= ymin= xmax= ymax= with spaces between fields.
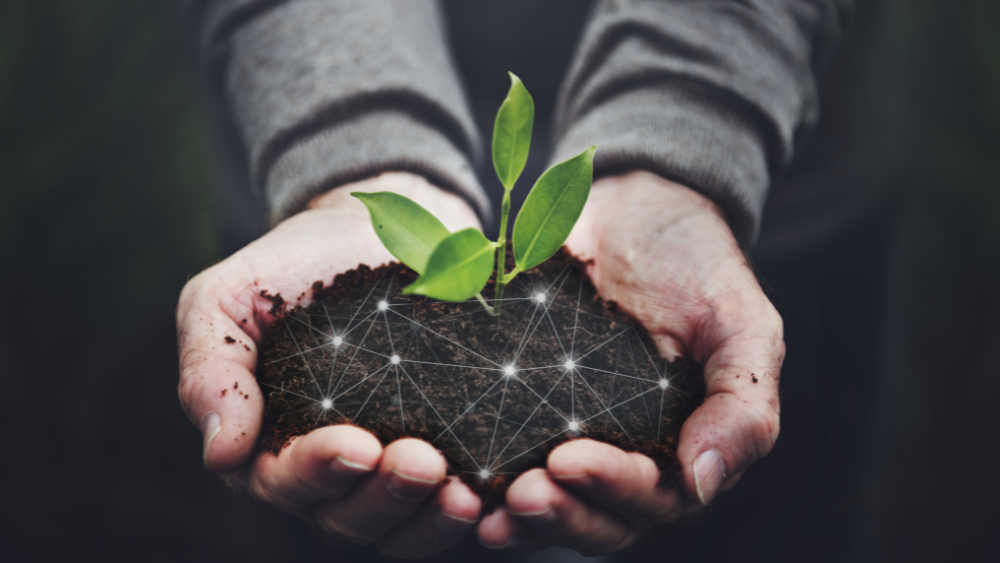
xmin=520 ymin=163 xmax=587 ymax=266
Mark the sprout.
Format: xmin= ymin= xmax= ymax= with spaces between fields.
xmin=353 ymin=74 xmax=595 ymax=316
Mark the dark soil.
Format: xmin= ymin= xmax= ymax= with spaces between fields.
xmin=257 ymin=248 xmax=705 ymax=507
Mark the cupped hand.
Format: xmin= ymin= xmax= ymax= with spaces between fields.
xmin=477 ymin=171 xmax=785 ymax=555
xmin=176 ymin=173 xmax=484 ymax=558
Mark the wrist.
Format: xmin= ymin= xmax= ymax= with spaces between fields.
xmin=306 ymin=172 xmax=482 ymax=232
xmin=568 ymin=171 xmax=734 ymax=257
xmin=592 ymin=171 xmax=727 ymax=223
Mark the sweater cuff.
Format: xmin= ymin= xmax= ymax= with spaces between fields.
xmin=550 ymin=81 xmax=771 ymax=248
xmin=265 ymin=110 xmax=490 ymax=225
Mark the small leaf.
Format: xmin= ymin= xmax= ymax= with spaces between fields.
xmin=403 ymin=228 xmax=495 ymax=301
xmin=492 ymin=72 xmax=535 ymax=190
xmin=513 ymin=146 xmax=595 ymax=271
xmin=351 ymin=191 xmax=449 ymax=274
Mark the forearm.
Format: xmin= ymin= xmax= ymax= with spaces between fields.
xmin=187 ymin=0 xmax=490 ymax=225
xmin=552 ymin=0 xmax=854 ymax=248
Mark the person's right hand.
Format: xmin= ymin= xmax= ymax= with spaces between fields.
xmin=176 ymin=173 xmax=484 ymax=559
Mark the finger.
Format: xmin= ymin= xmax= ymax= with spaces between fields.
xmin=679 ymin=301 xmax=785 ymax=505
xmin=476 ymin=506 xmax=549 ymax=551
xmin=238 ymin=425 xmax=381 ymax=512
xmin=547 ymin=439 xmax=700 ymax=526
xmin=312 ymin=438 xmax=446 ymax=545
xmin=177 ymin=273 xmax=271 ymax=474
xmin=505 ymin=468 xmax=637 ymax=556
xmin=375 ymin=476 xmax=481 ymax=559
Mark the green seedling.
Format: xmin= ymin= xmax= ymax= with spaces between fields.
xmin=353 ymin=73 xmax=595 ymax=316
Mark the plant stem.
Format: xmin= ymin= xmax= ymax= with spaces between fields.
xmin=494 ymin=277 xmax=507 ymax=309
xmin=476 ymin=292 xmax=498 ymax=316
xmin=493 ymin=188 xmax=513 ymax=314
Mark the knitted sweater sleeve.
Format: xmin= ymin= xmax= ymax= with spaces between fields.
xmin=186 ymin=0 xmax=489 ymax=224
xmin=551 ymin=0 xmax=854 ymax=247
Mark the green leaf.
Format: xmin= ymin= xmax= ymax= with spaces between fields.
xmin=513 ymin=146 xmax=595 ymax=271
xmin=403 ymin=228 xmax=495 ymax=301
xmin=492 ymin=72 xmax=535 ymax=190
xmin=351 ymin=191 xmax=449 ymax=274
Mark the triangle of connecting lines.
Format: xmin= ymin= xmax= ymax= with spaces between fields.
xmin=260 ymin=262 xmax=698 ymax=485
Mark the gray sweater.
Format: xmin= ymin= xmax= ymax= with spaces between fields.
xmin=186 ymin=0 xmax=854 ymax=249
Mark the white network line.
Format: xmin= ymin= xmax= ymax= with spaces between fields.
xmin=264 ymin=266 xmax=679 ymax=479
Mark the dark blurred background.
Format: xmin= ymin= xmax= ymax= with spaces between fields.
xmin=1 ymin=0 xmax=998 ymax=561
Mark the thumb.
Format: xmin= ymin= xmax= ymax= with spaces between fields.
xmin=677 ymin=305 xmax=784 ymax=505
xmin=176 ymin=272 xmax=272 ymax=474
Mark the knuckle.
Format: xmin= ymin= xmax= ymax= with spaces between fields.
xmin=176 ymin=375 xmax=204 ymax=420
xmin=745 ymin=403 xmax=780 ymax=460
xmin=177 ymin=273 xmax=217 ymax=326
xmin=247 ymin=472 xmax=299 ymax=515
xmin=763 ymin=301 xmax=783 ymax=330
xmin=176 ymin=278 xmax=200 ymax=319
xmin=247 ymin=473 xmax=279 ymax=507
xmin=177 ymin=276 xmax=201 ymax=308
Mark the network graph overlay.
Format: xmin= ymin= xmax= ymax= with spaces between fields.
xmin=259 ymin=262 xmax=701 ymax=485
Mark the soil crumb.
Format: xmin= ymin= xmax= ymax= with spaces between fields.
xmin=257 ymin=247 xmax=705 ymax=507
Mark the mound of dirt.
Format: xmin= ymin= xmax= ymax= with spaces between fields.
xmin=257 ymin=248 xmax=704 ymax=507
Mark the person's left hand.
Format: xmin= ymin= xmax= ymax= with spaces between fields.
xmin=475 ymin=171 xmax=785 ymax=555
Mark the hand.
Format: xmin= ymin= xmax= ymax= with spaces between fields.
xmin=476 ymin=171 xmax=784 ymax=555
xmin=176 ymin=173 xmax=484 ymax=558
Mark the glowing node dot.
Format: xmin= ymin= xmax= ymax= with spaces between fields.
xmin=377 ymin=300 xmax=389 ymax=311
xmin=504 ymin=365 xmax=515 ymax=377
xmin=321 ymin=399 xmax=333 ymax=410
xmin=568 ymin=421 xmax=580 ymax=432
xmin=332 ymin=336 xmax=343 ymax=347
xmin=479 ymin=469 xmax=490 ymax=480
xmin=659 ymin=378 xmax=669 ymax=390
xmin=564 ymin=360 xmax=576 ymax=370
xmin=391 ymin=354 xmax=401 ymax=365
xmin=535 ymin=293 xmax=547 ymax=303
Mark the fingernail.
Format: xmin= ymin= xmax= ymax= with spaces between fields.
xmin=433 ymin=511 xmax=478 ymax=533
xmin=328 ymin=455 xmax=374 ymax=478
xmin=509 ymin=506 xmax=557 ymax=522
xmin=386 ymin=470 xmax=438 ymax=501
xmin=693 ymin=449 xmax=727 ymax=505
xmin=551 ymin=473 xmax=594 ymax=489
xmin=201 ymin=411 xmax=221 ymax=465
